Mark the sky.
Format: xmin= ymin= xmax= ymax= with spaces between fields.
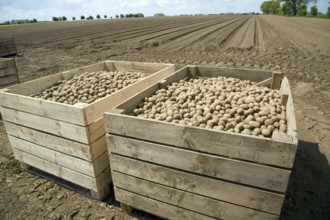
xmin=0 ymin=0 xmax=329 ymax=22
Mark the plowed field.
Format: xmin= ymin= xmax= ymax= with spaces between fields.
xmin=1 ymin=15 xmax=330 ymax=219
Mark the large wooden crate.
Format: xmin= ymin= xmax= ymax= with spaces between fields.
xmin=104 ymin=66 xmax=298 ymax=219
xmin=0 ymin=61 xmax=175 ymax=199
xmin=0 ymin=58 xmax=19 ymax=89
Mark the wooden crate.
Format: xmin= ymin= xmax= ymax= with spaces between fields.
xmin=0 ymin=37 xmax=17 ymax=57
xmin=104 ymin=66 xmax=298 ymax=219
xmin=0 ymin=58 xmax=20 ymax=89
xmin=0 ymin=61 xmax=175 ymax=199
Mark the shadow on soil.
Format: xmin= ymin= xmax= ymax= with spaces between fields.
xmin=281 ymin=140 xmax=330 ymax=219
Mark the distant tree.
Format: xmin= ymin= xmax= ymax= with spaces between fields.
xmin=137 ymin=13 xmax=144 ymax=17
xmin=327 ymin=7 xmax=330 ymax=17
xmin=154 ymin=13 xmax=165 ymax=17
xmin=125 ymin=14 xmax=129 ymax=18
xmin=96 ymin=14 xmax=101 ymax=19
xmin=281 ymin=3 xmax=291 ymax=15
xmin=87 ymin=15 xmax=94 ymax=20
xmin=279 ymin=0 xmax=317 ymax=16
xmin=104 ymin=15 xmax=107 ymax=18
xmin=81 ymin=15 xmax=85 ymax=20
xmin=260 ymin=1 xmax=280 ymax=14
xmin=52 ymin=16 xmax=59 ymax=22
xmin=32 ymin=18 xmax=37 ymax=23
xmin=310 ymin=5 xmax=318 ymax=16
xmin=72 ymin=17 xmax=76 ymax=20
xmin=120 ymin=14 xmax=124 ymax=18
xmin=297 ymin=4 xmax=307 ymax=16
xmin=111 ymin=16 xmax=113 ymax=19
xmin=115 ymin=14 xmax=119 ymax=18
xmin=62 ymin=16 xmax=67 ymax=21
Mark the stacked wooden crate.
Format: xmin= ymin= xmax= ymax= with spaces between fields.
xmin=0 ymin=61 xmax=175 ymax=199
xmin=0 ymin=58 xmax=19 ymax=89
xmin=104 ymin=66 xmax=298 ymax=219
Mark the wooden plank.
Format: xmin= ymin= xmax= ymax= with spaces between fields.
xmin=0 ymin=66 xmax=17 ymax=77
xmin=0 ymin=81 xmax=19 ymax=89
xmin=281 ymin=77 xmax=298 ymax=143
xmin=1 ymin=107 xmax=90 ymax=144
xmin=196 ymin=66 xmax=273 ymax=82
xmin=256 ymin=78 xmax=272 ymax=87
xmin=0 ymin=74 xmax=19 ymax=86
xmin=4 ymin=71 xmax=63 ymax=95
xmin=0 ymin=58 xmax=15 ymax=68
xmin=105 ymin=114 xmax=297 ymax=168
xmin=92 ymin=151 xmax=110 ymax=177
xmin=113 ymin=172 xmax=279 ymax=219
xmin=0 ymin=58 xmax=15 ymax=69
xmin=281 ymin=93 xmax=289 ymax=106
xmin=9 ymin=135 xmax=96 ymax=176
xmin=83 ymin=64 xmax=175 ymax=125
xmin=0 ymin=92 xmax=87 ymax=126
xmin=271 ymin=71 xmax=283 ymax=90
xmin=108 ymin=135 xmax=290 ymax=193
xmin=0 ymin=51 xmax=17 ymax=57
xmin=115 ymin=188 xmax=215 ymax=220
xmin=13 ymin=149 xmax=98 ymax=191
xmin=4 ymin=122 xmax=93 ymax=161
xmin=88 ymin=118 xmax=106 ymax=143
xmin=111 ymin=61 xmax=171 ymax=75
xmin=110 ymin=154 xmax=284 ymax=214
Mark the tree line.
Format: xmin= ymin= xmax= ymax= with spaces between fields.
xmin=260 ymin=0 xmax=330 ymax=17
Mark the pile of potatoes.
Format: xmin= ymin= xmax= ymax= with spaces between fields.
xmin=31 ymin=71 xmax=146 ymax=105
xmin=133 ymin=76 xmax=287 ymax=138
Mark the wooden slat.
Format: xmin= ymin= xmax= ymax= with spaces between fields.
xmin=0 ymin=58 xmax=15 ymax=68
xmin=195 ymin=66 xmax=273 ymax=82
xmin=13 ymin=149 xmax=98 ymax=190
xmin=271 ymin=71 xmax=283 ymax=90
xmin=113 ymin=172 xmax=279 ymax=219
xmin=0 ymin=92 xmax=87 ymax=126
xmin=0 ymin=81 xmax=19 ymax=89
xmin=1 ymin=107 xmax=90 ymax=144
xmin=111 ymin=61 xmax=171 ymax=74
xmin=115 ymin=188 xmax=215 ymax=220
xmin=83 ymin=63 xmax=175 ymax=125
xmin=9 ymin=135 xmax=97 ymax=176
xmin=5 ymin=122 xmax=94 ymax=161
xmin=0 ymin=51 xmax=17 ymax=57
xmin=281 ymin=77 xmax=298 ymax=143
xmin=5 ymin=71 xmax=63 ymax=95
xmin=256 ymin=78 xmax=272 ymax=87
xmin=0 ymin=66 xmax=17 ymax=77
xmin=110 ymin=154 xmax=284 ymax=214
xmin=108 ymin=135 xmax=290 ymax=193
xmin=0 ymin=74 xmax=19 ymax=86
xmin=88 ymin=118 xmax=106 ymax=143
xmin=105 ymin=114 xmax=297 ymax=168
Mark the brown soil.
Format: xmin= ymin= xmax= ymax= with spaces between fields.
xmin=1 ymin=15 xmax=329 ymax=219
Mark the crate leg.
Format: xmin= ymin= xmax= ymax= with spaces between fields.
xmin=120 ymin=203 xmax=133 ymax=214
xmin=90 ymin=184 xmax=110 ymax=200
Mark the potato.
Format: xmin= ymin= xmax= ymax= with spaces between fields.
xmin=131 ymin=76 xmax=287 ymax=138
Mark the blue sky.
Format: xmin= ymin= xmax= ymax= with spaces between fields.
xmin=0 ymin=0 xmax=328 ymax=22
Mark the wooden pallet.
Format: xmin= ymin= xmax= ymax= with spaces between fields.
xmin=0 ymin=58 xmax=19 ymax=89
xmin=104 ymin=65 xmax=298 ymax=219
xmin=0 ymin=38 xmax=17 ymax=57
xmin=0 ymin=61 xmax=175 ymax=200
